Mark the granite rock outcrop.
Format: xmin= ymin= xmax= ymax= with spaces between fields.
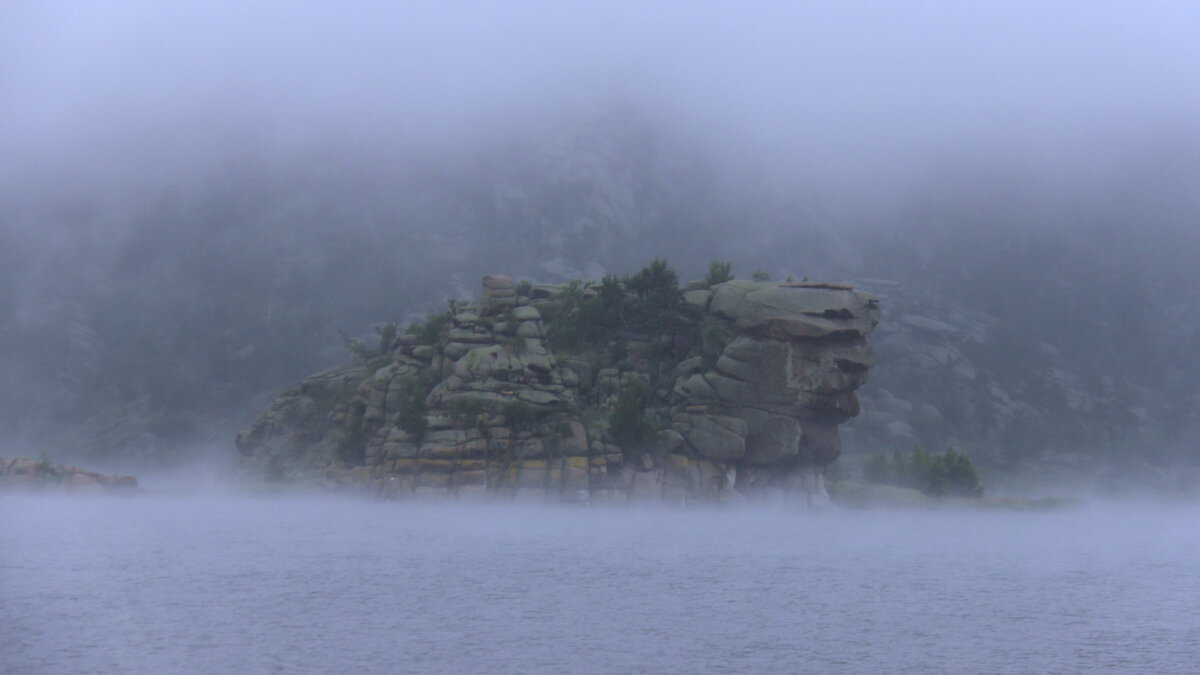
xmin=237 ymin=272 xmax=880 ymax=505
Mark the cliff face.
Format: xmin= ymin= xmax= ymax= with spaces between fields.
xmin=237 ymin=274 xmax=879 ymax=505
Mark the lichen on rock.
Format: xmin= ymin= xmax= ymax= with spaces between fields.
xmin=236 ymin=265 xmax=880 ymax=506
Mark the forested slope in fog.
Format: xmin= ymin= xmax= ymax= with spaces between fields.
xmin=2 ymin=109 xmax=1198 ymax=488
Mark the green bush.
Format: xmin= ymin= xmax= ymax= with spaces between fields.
xmin=704 ymin=260 xmax=734 ymax=287
xmin=376 ymin=322 xmax=397 ymax=353
xmin=342 ymin=321 xmax=399 ymax=363
xmin=862 ymin=446 xmax=983 ymax=498
xmin=545 ymin=259 xmax=694 ymax=357
xmin=408 ymin=312 xmax=449 ymax=346
xmin=626 ymin=258 xmax=679 ymax=304
xmin=927 ymin=447 xmax=984 ymax=498
xmin=395 ymin=378 xmax=429 ymax=438
xmin=547 ymin=276 xmax=623 ymax=350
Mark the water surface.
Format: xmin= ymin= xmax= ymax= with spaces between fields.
xmin=3 ymin=496 xmax=1197 ymax=673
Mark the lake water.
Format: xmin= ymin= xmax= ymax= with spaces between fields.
xmin=3 ymin=495 xmax=1198 ymax=673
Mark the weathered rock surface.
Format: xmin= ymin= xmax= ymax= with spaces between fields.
xmin=237 ymin=276 xmax=879 ymax=506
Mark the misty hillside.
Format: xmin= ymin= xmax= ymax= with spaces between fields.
xmin=2 ymin=2 xmax=1199 ymax=490
xmin=3 ymin=111 xmax=1198 ymax=487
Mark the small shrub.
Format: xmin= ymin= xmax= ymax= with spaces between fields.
xmin=752 ymin=269 xmax=771 ymax=282
xmin=704 ymin=260 xmax=735 ymax=287
xmin=928 ymin=447 xmax=983 ymax=498
xmin=34 ymin=455 xmax=57 ymax=478
xmin=409 ymin=312 xmax=450 ymax=346
xmin=340 ymin=332 xmax=373 ymax=362
xmin=862 ymin=446 xmax=984 ymax=498
xmin=343 ymin=322 xmax=400 ymax=363
xmin=514 ymin=280 xmax=533 ymax=297
xmin=376 ymin=322 xmax=398 ymax=353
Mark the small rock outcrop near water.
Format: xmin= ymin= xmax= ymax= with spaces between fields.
xmin=237 ymin=267 xmax=880 ymax=505
xmin=0 ymin=457 xmax=139 ymax=494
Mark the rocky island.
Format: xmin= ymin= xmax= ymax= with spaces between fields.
xmin=0 ymin=457 xmax=138 ymax=494
xmin=237 ymin=261 xmax=880 ymax=506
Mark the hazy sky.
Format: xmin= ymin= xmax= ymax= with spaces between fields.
xmin=4 ymin=1 xmax=1199 ymax=195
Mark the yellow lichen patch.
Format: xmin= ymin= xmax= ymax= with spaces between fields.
xmin=460 ymin=438 xmax=488 ymax=454
xmin=421 ymin=445 xmax=459 ymax=460
xmin=664 ymin=454 xmax=693 ymax=470
xmin=415 ymin=472 xmax=450 ymax=488
xmin=454 ymin=470 xmax=486 ymax=486
xmin=418 ymin=459 xmax=456 ymax=472
xmin=563 ymin=466 xmax=589 ymax=490
xmin=565 ymin=456 xmax=589 ymax=468
xmin=391 ymin=459 xmax=418 ymax=474
xmin=518 ymin=469 xmax=547 ymax=488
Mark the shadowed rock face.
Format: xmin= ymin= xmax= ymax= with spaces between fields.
xmin=237 ymin=276 xmax=879 ymax=506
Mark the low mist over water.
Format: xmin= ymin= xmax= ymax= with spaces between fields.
xmin=4 ymin=497 xmax=1199 ymax=673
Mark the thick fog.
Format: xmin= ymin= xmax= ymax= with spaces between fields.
xmin=2 ymin=1 xmax=1199 ymax=474
xmin=6 ymin=2 xmax=1200 ymax=193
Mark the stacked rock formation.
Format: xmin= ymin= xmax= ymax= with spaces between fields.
xmin=237 ymin=274 xmax=880 ymax=506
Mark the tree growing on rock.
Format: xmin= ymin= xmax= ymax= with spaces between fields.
xmin=395 ymin=378 xmax=429 ymax=438
xmin=608 ymin=380 xmax=654 ymax=449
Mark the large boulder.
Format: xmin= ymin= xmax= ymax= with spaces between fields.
xmin=710 ymin=280 xmax=880 ymax=340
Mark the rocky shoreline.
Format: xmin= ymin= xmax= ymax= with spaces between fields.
xmin=0 ymin=457 xmax=139 ymax=494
